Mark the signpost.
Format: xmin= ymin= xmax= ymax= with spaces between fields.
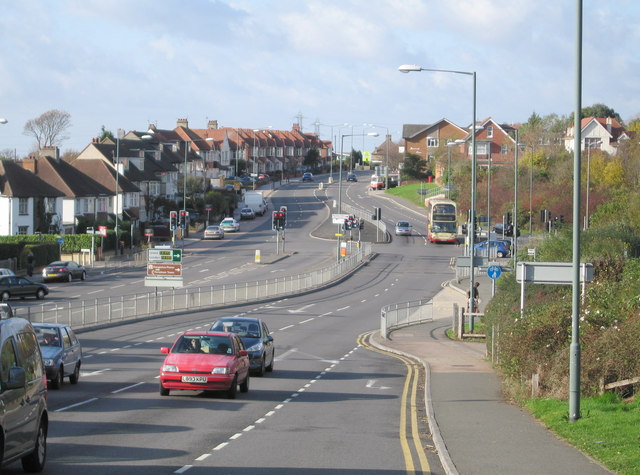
xmin=487 ymin=263 xmax=502 ymax=297
xmin=145 ymin=248 xmax=183 ymax=288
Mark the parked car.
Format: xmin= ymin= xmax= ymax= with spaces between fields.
xmin=32 ymin=323 xmax=82 ymax=390
xmin=240 ymin=207 xmax=256 ymax=220
xmin=210 ymin=317 xmax=275 ymax=376
xmin=0 ymin=317 xmax=48 ymax=472
xmin=474 ymin=240 xmax=511 ymax=258
xmin=219 ymin=217 xmax=240 ymax=232
xmin=395 ymin=221 xmax=413 ymax=236
xmin=0 ymin=276 xmax=48 ymax=301
xmin=203 ymin=225 xmax=225 ymax=240
xmin=42 ymin=261 xmax=86 ymax=283
xmin=302 ymin=172 xmax=314 ymax=182
xmin=0 ymin=268 xmax=15 ymax=276
xmin=159 ymin=331 xmax=250 ymax=398
xmin=346 ymin=173 xmax=358 ymax=182
xmin=493 ymin=222 xmax=520 ymax=237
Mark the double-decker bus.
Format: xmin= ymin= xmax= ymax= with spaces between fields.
xmin=426 ymin=198 xmax=458 ymax=243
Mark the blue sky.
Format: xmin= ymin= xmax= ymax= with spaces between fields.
xmin=1 ymin=0 xmax=638 ymax=157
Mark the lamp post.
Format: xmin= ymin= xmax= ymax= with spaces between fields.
xmin=399 ymin=64 xmax=477 ymax=310
xmin=514 ymin=131 xmax=522 ymax=270
xmin=314 ymin=122 xmax=348 ymax=182
xmin=339 ymin=132 xmax=379 ymax=213
xmin=529 ymin=144 xmax=534 ymax=234
xmin=366 ymin=123 xmax=391 ymax=178
xmin=183 ymin=137 xmax=215 ymax=210
xmin=252 ymin=129 xmax=260 ymax=189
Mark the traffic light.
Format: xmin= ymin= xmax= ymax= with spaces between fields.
xmin=272 ymin=211 xmax=285 ymax=230
xmin=170 ymin=211 xmax=177 ymax=230
xmin=506 ymin=211 xmax=512 ymax=224
xmin=272 ymin=211 xmax=278 ymax=230
xmin=371 ymin=207 xmax=381 ymax=220
xmin=280 ymin=207 xmax=287 ymax=227
xmin=179 ymin=210 xmax=188 ymax=229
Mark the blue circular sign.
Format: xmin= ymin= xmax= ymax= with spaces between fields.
xmin=56 ymin=237 xmax=64 ymax=245
xmin=487 ymin=264 xmax=502 ymax=280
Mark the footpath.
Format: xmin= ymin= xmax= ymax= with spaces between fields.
xmin=362 ymin=191 xmax=611 ymax=474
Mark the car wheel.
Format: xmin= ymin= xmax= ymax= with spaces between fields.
xmin=69 ymin=362 xmax=80 ymax=384
xmin=240 ymin=373 xmax=249 ymax=393
xmin=50 ymin=366 xmax=63 ymax=390
xmin=36 ymin=289 xmax=45 ymax=300
xmin=497 ymin=251 xmax=505 ymax=258
xmin=21 ymin=418 xmax=47 ymax=472
xmin=67 ymin=273 xmax=73 ymax=282
xmin=81 ymin=271 xmax=86 ymax=281
xmin=1 ymin=291 xmax=9 ymax=301
xmin=159 ymin=383 xmax=170 ymax=396
xmin=266 ymin=351 xmax=274 ymax=372
xmin=255 ymin=356 xmax=265 ymax=377
xmin=226 ymin=376 xmax=238 ymax=399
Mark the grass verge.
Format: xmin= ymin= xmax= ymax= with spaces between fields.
xmin=525 ymin=393 xmax=640 ymax=474
xmin=384 ymin=183 xmax=439 ymax=208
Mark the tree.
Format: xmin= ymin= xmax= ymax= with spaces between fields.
xmin=581 ymin=103 xmax=622 ymax=123
xmin=100 ymin=125 xmax=114 ymax=141
xmin=23 ymin=109 xmax=72 ymax=150
xmin=303 ymin=147 xmax=321 ymax=170
xmin=402 ymin=153 xmax=427 ymax=180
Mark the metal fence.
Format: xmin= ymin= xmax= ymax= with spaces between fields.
xmin=15 ymin=243 xmax=372 ymax=330
xmin=380 ymin=298 xmax=434 ymax=339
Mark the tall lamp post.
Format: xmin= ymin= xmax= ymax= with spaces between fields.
xmin=314 ymin=122 xmax=348 ymax=182
xmin=399 ymin=64 xmax=477 ymax=310
xmin=339 ymin=132 xmax=379 ymax=212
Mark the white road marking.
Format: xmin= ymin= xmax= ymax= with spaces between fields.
xmin=287 ymin=304 xmax=315 ymax=313
xmin=279 ymin=324 xmax=294 ymax=331
xmin=55 ymin=398 xmax=99 ymax=412
xmin=111 ymin=382 xmax=145 ymax=394
xmin=366 ymin=379 xmax=391 ymax=390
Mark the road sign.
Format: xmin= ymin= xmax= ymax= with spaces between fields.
xmin=98 ymin=225 xmax=107 ymax=237
xmin=146 ymin=263 xmax=182 ymax=276
xmin=332 ymin=213 xmax=349 ymax=224
xmin=487 ymin=264 xmax=502 ymax=280
xmin=148 ymin=248 xmax=182 ymax=263
xmin=56 ymin=237 xmax=64 ymax=245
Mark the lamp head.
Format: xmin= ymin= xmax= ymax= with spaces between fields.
xmin=367 ymin=132 xmax=379 ymax=137
xmin=0 ymin=118 xmax=7 ymax=124
xmin=398 ymin=64 xmax=422 ymax=73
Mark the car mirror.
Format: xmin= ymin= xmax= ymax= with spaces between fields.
xmin=267 ymin=335 xmax=274 ymax=342
xmin=238 ymin=349 xmax=248 ymax=357
xmin=6 ymin=366 xmax=26 ymax=390
xmin=160 ymin=347 xmax=169 ymax=354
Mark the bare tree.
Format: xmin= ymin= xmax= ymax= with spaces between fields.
xmin=23 ymin=109 xmax=72 ymax=150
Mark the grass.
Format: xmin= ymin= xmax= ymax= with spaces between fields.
xmin=526 ymin=393 xmax=640 ymax=474
xmin=384 ymin=182 xmax=440 ymax=208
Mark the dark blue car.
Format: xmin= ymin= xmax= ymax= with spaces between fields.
xmin=210 ymin=317 xmax=274 ymax=376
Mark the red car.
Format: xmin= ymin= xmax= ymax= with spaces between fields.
xmin=159 ymin=331 xmax=250 ymax=398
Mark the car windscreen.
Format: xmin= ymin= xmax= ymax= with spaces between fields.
xmin=173 ymin=335 xmax=233 ymax=355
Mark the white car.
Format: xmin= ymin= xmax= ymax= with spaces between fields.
xmin=203 ymin=225 xmax=225 ymax=240
xmin=0 ymin=268 xmax=15 ymax=276
xmin=219 ymin=217 xmax=240 ymax=232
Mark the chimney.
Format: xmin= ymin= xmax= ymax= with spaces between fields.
xmin=606 ymin=117 xmax=612 ymax=133
xmin=39 ymin=145 xmax=60 ymax=160
xmin=22 ymin=156 xmax=37 ymax=173
xmin=292 ymin=123 xmax=300 ymax=132
xmin=177 ymin=118 xmax=189 ymax=129
xmin=208 ymin=120 xmax=218 ymax=130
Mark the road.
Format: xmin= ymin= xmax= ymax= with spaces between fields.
xmin=4 ymin=173 xmax=460 ymax=474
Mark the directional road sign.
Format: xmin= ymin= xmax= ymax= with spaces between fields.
xmin=487 ymin=264 xmax=502 ymax=280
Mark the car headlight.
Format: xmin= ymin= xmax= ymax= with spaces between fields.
xmin=246 ymin=342 xmax=263 ymax=352
xmin=212 ymin=367 xmax=229 ymax=374
xmin=43 ymin=359 xmax=54 ymax=366
xmin=162 ymin=364 xmax=179 ymax=372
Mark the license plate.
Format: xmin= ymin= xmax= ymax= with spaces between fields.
xmin=181 ymin=375 xmax=207 ymax=383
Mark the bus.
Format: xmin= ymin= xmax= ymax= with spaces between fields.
xmin=370 ymin=175 xmax=385 ymax=190
xmin=426 ymin=198 xmax=458 ymax=243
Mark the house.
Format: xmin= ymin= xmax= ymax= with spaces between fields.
xmin=371 ymin=134 xmax=404 ymax=170
xmin=564 ymin=117 xmax=629 ymax=155
xmin=402 ymin=119 xmax=468 ymax=161
xmin=470 ymin=118 xmax=518 ymax=167
xmin=22 ymin=147 xmax=114 ymax=234
xmin=0 ymin=159 xmax=65 ymax=236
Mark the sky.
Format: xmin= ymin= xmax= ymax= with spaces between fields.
xmin=1 ymin=0 xmax=639 ymax=158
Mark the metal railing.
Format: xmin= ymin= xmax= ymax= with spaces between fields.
xmin=380 ymin=298 xmax=434 ymax=339
xmin=341 ymin=202 xmax=389 ymax=242
xmin=15 ymin=243 xmax=372 ymax=330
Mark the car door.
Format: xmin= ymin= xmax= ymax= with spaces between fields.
xmin=232 ymin=336 xmax=249 ymax=380
xmin=61 ymin=327 xmax=80 ymax=375
xmin=0 ymin=336 xmax=27 ymax=459
xmin=262 ymin=322 xmax=274 ymax=367
xmin=15 ymin=276 xmax=35 ymax=298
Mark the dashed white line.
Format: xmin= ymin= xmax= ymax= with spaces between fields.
xmin=111 ymin=382 xmax=145 ymax=394
xmin=279 ymin=325 xmax=294 ymax=331
xmin=55 ymin=397 xmax=99 ymax=412
xmin=174 ymin=466 xmax=192 ymax=474
xmin=299 ymin=318 xmax=314 ymax=324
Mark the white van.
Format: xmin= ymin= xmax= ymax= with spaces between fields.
xmin=0 ymin=317 xmax=48 ymax=472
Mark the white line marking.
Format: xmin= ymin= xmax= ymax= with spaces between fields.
xmin=174 ymin=466 xmax=192 ymax=474
xmin=299 ymin=318 xmax=314 ymax=324
xmin=55 ymin=398 xmax=99 ymax=412
xmin=279 ymin=325 xmax=294 ymax=331
xmin=214 ymin=442 xmax=228 ymax=451
xmin=336 ymin=306 xmax=350 ymax=311
xmin=195 ymin=454 xmax=210 ymax=461
xmin=111 ymin=382 xmax=145 ymax=394
xmin=230 ymin=433 xmax=242 ymax=440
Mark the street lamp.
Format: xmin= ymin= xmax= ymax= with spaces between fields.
xmin=399 ymin=64 xmax=477 ymax=310
xmin=0 ymin=118 xmax=7 ymax=124
xmin=339 ymin=132 xmax=379 ymax=212
xmin=183 ymin=137 xmax=215 ymax=210
xmin=252 ymin=129 xmax=260 ymax=189
xmin=314 ymin=122 xmax=348 ymax=182
xmin=529 ymin=144 xmax=534 ymax=234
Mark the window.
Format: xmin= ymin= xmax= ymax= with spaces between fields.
xmin=19 ymin=198 xmax=28 ymax=215
xmin=17 ymin=226 xmax=28 ymax=235
xmin=1 ymin=338 xmax=18 ymax=384
xmin=487 ymin=126 xmax=493 ymax=138
xmin=501 ymin=144 xmax=508 ymax=154
xmin=46 ymin=197 xmax=56 ymax=213
xmin=16 ymin=331 xmax=44 ymax=382
xmin=427 ymin=137 xmax=438 ymax=147
xmin=98 ymin=197 xmax=108 ymax=212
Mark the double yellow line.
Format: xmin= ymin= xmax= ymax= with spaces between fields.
xmin=358 ymin=332 xmax=430 ymax=474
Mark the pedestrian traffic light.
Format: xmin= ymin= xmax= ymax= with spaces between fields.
xmin=272 ymin=211 xmax=285 ymax=230
xmin=272 ymin=211 xmax=278 ymax=230
xmin=280 ymin=207 xmax=287 ymax=227
xmin=506 ymin=211 xmax=512 ymax=224
xmin=170 ymin=211 xmax=178 ymax=230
